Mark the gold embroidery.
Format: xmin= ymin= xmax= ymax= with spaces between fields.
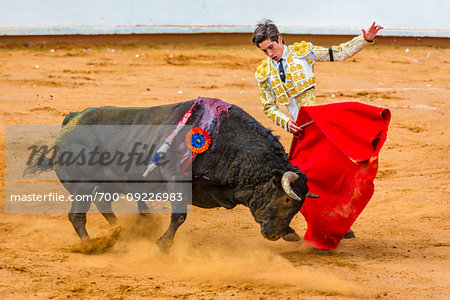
xmin=257 ymin=72 xmax=291 ymax=130
xmin=271 ymin=68 xmax=277 ymax=76
xmin=286 ymin=88 xmax=297 ymax=98
xmin=295 ymin=77 xmax=315 ymax=91
xmin=290 ymin=64 xmax=303 ymax=72
xmin=286 ymin=81 xmax=294 ymax=90
xmin=256 ymin=43 xmax=320 ymax=124
xmin=293 ymin=73 xmax=305 ymax=81
xmin=279 ymin=95 xmax=289 ymax=103
xmin=298 ymin=88 xmax=317 ymax=107
xmin=255 ymin=59 xmax=269 ymax=81
xmin=291 ymin=41 xmax=311 ymax=57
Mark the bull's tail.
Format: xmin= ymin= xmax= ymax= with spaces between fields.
xmin=62 ymin=111 xmax=81 ymax=127
xmin=23 ymin=154 xmax=54 ymax=177
xmin=23 ymin=111 xmax=79 ymax=176
xmin=23 ymin=111 xmax=80 ymax=177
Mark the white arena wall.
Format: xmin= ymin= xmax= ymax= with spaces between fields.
xmin=0 ymin=0 xmax=449 ymax=37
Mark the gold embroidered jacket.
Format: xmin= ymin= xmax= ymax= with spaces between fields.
xmin=255 ymin=34 xmax=372 ymax=130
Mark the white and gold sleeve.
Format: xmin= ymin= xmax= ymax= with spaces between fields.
xmin=310 ymin=34 xmax=373 ymax=62
xmin=258 ymin=81 xmax=290 ymax=131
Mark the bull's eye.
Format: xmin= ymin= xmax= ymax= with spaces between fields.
xmin=285 ymin=198 xmax=290 ymax=203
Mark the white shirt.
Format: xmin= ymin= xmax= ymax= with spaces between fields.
xmin=273 ymin=45 xmax=288 ymax=72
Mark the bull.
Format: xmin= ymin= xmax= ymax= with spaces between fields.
xmin=25 ymin=97 xmax=318 ymax=251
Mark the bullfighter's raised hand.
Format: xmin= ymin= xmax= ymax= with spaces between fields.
xmin=362 ymin=22 xmax=384 ymax=42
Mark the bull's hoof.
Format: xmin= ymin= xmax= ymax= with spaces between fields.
xmin=343 ymin=230 xmax=356 ymax=239
xmin=80 ymin=236 xmax=91 ymax=247
xmin=71 ymin=228 xmax=121 ymax=254
xmin=152 ymin=243 xmax=161 ymax=254
xmin=155 ymin=237 xmax=173 ymax=254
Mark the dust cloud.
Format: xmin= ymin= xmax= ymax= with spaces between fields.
xmin=72 ymin=213 xmax=360 ymax=296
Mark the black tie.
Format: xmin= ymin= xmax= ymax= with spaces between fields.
xmin=278 ymin=58 xmax=286 ymax=83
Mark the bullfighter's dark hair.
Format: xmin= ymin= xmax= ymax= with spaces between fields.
xmin=252 ymin=19 xmax=284 ymax=47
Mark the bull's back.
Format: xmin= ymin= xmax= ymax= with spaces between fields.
xmin=64 ymin=101 xmax=196 ymax=126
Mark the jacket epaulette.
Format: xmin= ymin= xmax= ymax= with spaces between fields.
xmin=255 ymin=59 xmax=270 ymax=82
xmin=289 ymin=41 xmax=312 ymax=58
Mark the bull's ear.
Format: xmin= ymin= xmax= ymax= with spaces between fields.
xmin=296 ymin=171 xmax=308 ymax=183
xmin=271 ymin=169 xmax=283 ymax=177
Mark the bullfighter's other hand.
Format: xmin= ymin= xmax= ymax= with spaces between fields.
xmin=362 ymin=22 xmax=384 ymax=42
xmin=287 ymin=120 xmax=301 ymax=134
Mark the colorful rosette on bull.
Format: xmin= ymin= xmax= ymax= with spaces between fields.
xmin=185 ymin=128 xmax=211 ymax=154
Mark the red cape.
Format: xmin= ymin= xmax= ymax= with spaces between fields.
xmin=289 ymin=102 xmax=391 ymax=249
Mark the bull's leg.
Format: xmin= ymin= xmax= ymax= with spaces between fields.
xmin=156 ymin=212 xmax=187 ymax=253
xmin=137 ymin=200 xmax=150 ymax=215
xmin=68 ymin=200 xmax=92 ymax=241
xmin=91 ymin=185 xmax=118 ymax=226
xmin=155 ymin=171 xmax=188 ymax=252
xmin=67 ymin=184 xmax=100 ymax=241
xmin=156 ymin=196 xmax=188 ymax=252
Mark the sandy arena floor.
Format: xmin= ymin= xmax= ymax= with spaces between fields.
xmin=0 ymin=37 xmax=449 ymax=299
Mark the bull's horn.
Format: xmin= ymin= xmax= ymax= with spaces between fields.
xmin=281 ymin=171 xmax=302 ymax=201
xmin=306 ymin=192 xmax=320 ymax=198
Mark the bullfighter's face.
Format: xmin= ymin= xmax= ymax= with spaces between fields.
xmin=258 ymin=35 xmax=284 ymax=62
